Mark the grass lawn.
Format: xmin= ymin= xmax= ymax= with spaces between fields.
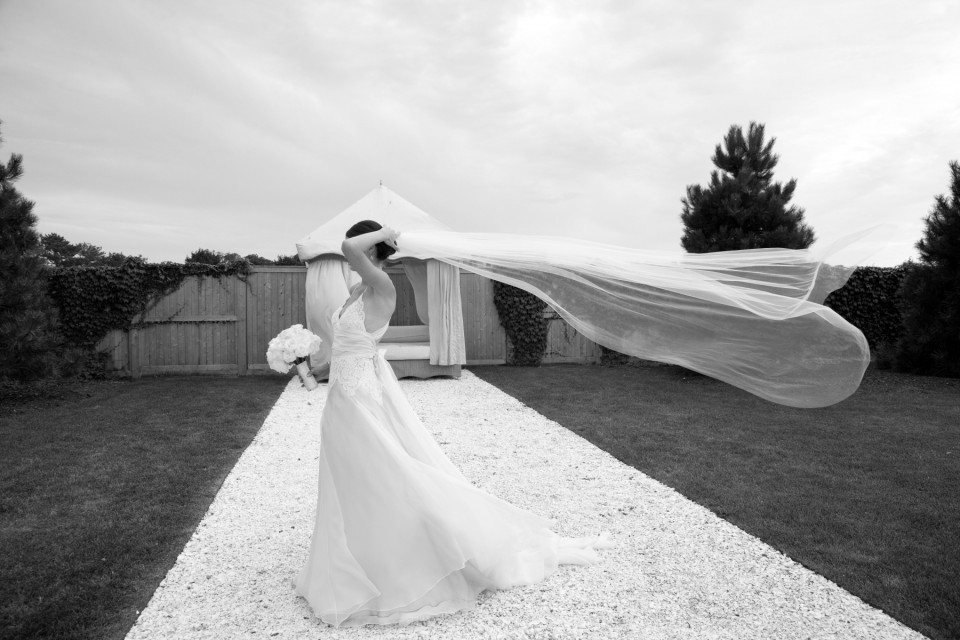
xmin=470 ymin=364 xmax=960 ymax=640
xmin=0 ymin=375 xmax=289 ymax=640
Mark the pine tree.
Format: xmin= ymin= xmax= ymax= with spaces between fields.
xmin=0 ymin=122 xmax=60 ymax=380
xmin=894 ymin=161 xmax=960 ymax=376
xmin=39 ymin=232 xmax=76 ymax=265
xmin=681 ymin=122 xmax=815 ymax=252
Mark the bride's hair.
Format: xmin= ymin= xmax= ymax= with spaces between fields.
xmin=346 ymin=219 xmax=397 ymax=261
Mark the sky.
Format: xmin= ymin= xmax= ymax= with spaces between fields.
xmin=1 ymin=0 xmax=958 ymax=267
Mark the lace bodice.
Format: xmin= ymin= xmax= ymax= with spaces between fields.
xmin=329 ymin=294 xmax=389 ymax=402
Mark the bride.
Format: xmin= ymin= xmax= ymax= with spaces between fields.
xmin=294 ymin=220 xmax=611 ymax=627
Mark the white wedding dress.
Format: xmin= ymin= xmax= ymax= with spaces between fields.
xmin=294 ymin=291 xmax=610 ymax=627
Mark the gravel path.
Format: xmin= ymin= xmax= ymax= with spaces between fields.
xmin=125 ymin=371 xmax=926 ymax=640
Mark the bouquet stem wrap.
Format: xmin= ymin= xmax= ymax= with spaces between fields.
xmin=296 ymin=360 xmax=319 ymax=390
xmin=399 ymin=229 xmax=877 ymax=408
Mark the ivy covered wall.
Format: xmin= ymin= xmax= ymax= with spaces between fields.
xmin=47 ymin=259 xmax=250 ymax=348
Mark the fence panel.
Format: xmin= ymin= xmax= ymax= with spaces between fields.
xmin=245 ymin=267 xmax=308 ymax=372
xmin=137 ymin=275 xmax=240 ymax=375
xmin=96 ymin=266 xmax=602 ymax=375
xmin=460 ymin=272 xmax=507 ymax=364
xmin=542 ymin=311 xmax=601 ymax=364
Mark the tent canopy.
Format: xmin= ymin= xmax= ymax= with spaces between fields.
xmin=297 ymin=185 xmax=451 ymax=261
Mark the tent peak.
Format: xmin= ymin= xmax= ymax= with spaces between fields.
xmin=296 ymin=186 xmax=452 ymax=261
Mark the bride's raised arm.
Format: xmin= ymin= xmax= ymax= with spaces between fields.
xmin=341 ymin=226 xmax=399 ymax=293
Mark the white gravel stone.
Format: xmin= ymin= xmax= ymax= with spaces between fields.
xmin=124 ymin=371 xmax=927 ymax=640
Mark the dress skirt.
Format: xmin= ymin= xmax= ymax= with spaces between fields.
xmin=293 ymin=354 xmax=609 ymax=627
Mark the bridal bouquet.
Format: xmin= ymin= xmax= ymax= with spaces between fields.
xmin=266 ymin=324 xmax=323 ymax=389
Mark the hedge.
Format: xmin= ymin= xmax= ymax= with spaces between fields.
xmin=492 ymin=281 xmax=549 ymax=366
xmin=823 ymin=265 xmax=907 ymax=350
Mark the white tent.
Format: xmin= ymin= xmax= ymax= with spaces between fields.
xmin=296 ymin=185 xmax=466 ymax=378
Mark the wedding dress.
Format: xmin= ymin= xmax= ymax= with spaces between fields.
xmin=294 ymin=291 xmax=610 ymax=627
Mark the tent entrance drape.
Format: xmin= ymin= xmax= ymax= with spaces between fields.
xmin=302 ymin=255 xmax=466 ymax=379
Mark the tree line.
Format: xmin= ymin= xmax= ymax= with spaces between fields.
xmin=2 ymin=119 xmax=958 ymax=380
xmin=38 ymin=232 xmax=301 ymax=268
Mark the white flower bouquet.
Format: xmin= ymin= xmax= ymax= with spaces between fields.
xmin=266 ymin=324 xmax=323 ymax=389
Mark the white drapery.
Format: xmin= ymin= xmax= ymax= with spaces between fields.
xmin=426 ymin=260 xmax=466 ymax=366
xmin=399 ymin=229 xmax=878 ymax=408
xmin=305 ymin=258 xmax=359 ymax=369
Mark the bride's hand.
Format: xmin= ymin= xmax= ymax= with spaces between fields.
xmin=381 ymin=226 xmax=400 ymax=249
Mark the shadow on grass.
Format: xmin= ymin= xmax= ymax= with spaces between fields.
xmin=0 ymin=375 xmax=289 ymax=640
xmin=470 ymin=364 xmax=960 ymax=640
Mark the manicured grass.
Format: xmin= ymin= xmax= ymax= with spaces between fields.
xmin=0 ymin=375 xmax=288 ymax=640
xmin=470 ymin=364 xmax=960 ymax=640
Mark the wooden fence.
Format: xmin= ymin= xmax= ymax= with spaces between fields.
xmin=98 ymin=266 xmax=599 ymax=377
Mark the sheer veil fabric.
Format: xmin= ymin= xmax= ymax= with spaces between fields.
xmin=399 ymin=229 xmax=879 ymax=408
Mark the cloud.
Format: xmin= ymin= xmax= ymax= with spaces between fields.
xmin=1 ymin=0 xmax=957 ymax=264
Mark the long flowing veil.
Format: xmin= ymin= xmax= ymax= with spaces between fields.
xmin=399 ymin=229 xmax=877 ymax=408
